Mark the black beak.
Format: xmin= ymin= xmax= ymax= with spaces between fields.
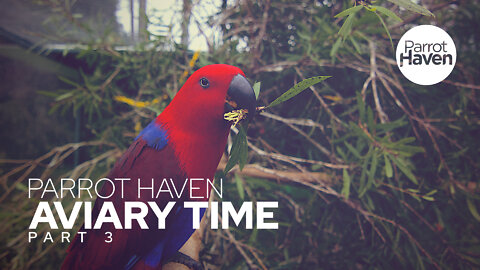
xmin=225 ymin=74 xmax=256 ymax=120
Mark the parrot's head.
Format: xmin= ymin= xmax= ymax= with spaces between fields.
xmin=156 ymin=64 xmax=256 ymax=178
xmin=157 ymin=64 xmax=256 ymax=178
xmin=160 ymin=64 xmax=256 ymax=132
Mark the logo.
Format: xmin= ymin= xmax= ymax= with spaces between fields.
xmin=396 ymin=25 xmax=456 ymax=85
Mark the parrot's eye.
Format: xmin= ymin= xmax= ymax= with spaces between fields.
xmin=199 ymin=77 xmax=210 ymax=88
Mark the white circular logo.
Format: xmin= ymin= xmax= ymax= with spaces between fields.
xmin=396 ymin=25 xmax=456 ymax=85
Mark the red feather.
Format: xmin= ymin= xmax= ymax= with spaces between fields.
xmin=62 ymin=141 xmax=187 ymax=270
xmin=61 ymin=64 xmax=246 ymax=270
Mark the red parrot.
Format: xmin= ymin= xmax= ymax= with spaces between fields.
xmin=61 ymin=64 xmax=256 ymax=270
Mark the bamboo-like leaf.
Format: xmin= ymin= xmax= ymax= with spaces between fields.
xmin=357 ymin=92 xmax=365 ymax=122
xmin=384 ymin=154 xmax=393 ymax=178
xmin=58 ymin=76 xmax=81 ymax=87
xmin=15 ymin=182 xmax=28 ymax=192
xmin=371 ymin=5 xmax=403 ymax=22
xmin=365 ymin=194 xmax=376 ymax=210
xmin=349 ymin=35 xmax=362 ymax=54
xmin=330 ymin=37 xmax=342 ymax=60
xmin=224 ymin=126 xmax=248 ymax=173
xmin=248 ymin=227 xmax=258 ymax=244
xmin=235 ymin=173 xmax=245 ymax=200
xmin=387 ymin=0 xmax=434 ymax=17
xmin=367 ymin=107 xmax=375 ymax=132
xmin=391 ymin=156 xmax=418 ymax=184
xmin=334 ymin=5 xmax=363 ymax=18
xmin=338 ymin=13 xmax=356 ymax=38
xmin=392 ymin=136 xmax=416 ymax=145
xmin=238 ymin=129 xmax=249 ymax=171
xmin=391 ymin=145 xmax=425 ymax=155
xmin=336 ymin=146 xmax=348 ymax=160
xmin=345 ymin=141 xmax=361 ymax=159
xmin=37 ymin=90 xmax=60 ymax=97
xmin=55 ymin=91 xmax=75 ymax=101
xmin=376 ymin=118 xmax=408 ymax=132
xmin=358 ymin=161 xmax=368 ymax=197
xmin=467 ymin=198 xmax=480 ymax=222
xmin=373 ymin=11 xmax=395 ymax=51
xmin=214 ymin=171 xmax=226 ymax=183
xmin=253 ymin=81 xmax=261 ymax=100
xmin=342 ymin=169 xmax=351 ymax=199
xmin=267 ymin=76 xmax=331 ymax=108
xmin=368 ymin=152 xmax=378 ymax=186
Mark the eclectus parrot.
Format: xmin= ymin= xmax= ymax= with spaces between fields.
xmin=61 ymin=64 xmax=256 ymax=270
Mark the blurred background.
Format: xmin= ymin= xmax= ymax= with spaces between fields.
xmin=0 ymin=0 xmax=479 ymax=269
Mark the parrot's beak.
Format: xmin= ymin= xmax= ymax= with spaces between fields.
xmin=225 ymin=74 xmax=256 ymax=119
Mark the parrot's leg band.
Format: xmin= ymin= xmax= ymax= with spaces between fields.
xmin=163 ymin=251 xmax=204 ymax=270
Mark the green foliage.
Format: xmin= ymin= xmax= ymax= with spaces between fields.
xmin=371 ymin=5 xmax=403 ymax=22
xmin=266 ymin=76 xmax=331 ymax=108
xmin=386 ymin=0 xmax=434 ymax=17
xmin=335 ymin=5 xmax=364 ymax=18
xmin=224 ymin=125 xmax=248 ymax=174
xmin=210 ymin=1 xmax=480 ymax=269
xmin=253 ymin=81 xmax=261 ymax=100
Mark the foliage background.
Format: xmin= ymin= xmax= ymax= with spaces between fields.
xmin=1 ymin=0 xmax=479 ymax=269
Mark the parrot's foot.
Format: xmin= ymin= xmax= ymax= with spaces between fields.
xmin=163 ymin=251 xmax=204 ymax=270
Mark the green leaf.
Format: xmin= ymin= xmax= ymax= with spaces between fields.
xmin=349 ymin=36 xmax=362 ymax=54
xmin=373 ymin=11 xmax=395 ymax=52
xmin=368 ymin=152 xmax=378 ymax=186
xmin=253 ymin=81 xmax=261 ymax=100
xmin=467 ymin=198 xmax=480 ymax=222
xmin=376 ymin=118 xmax=408 ymax=133
xmin=58 ymin=76 xmax=81 ymax=87
xmin=235 ymin=173 xmax=245 ymax=200
xmin=365 ymin=194 xmax=375 ymax=210
xmin=334 ymin=5 xmax=363 ymax=18
xmin=238 ymin=130 xmax=249 ymax=171
xmin=55 ymin=91 xmax=75 ymax=101
xmin=267 ymin=76 xmax=331 ymax=108
xmin=422 ymin=196 xmax=434 ymax=201
xmin=336 ymin=146 xmax=348 ymax=161
xmin=391 ymin=145 xmax=425 ymax=156
xmin=338 ymin=12 xmax=356 ymax=39
xmin=358 ymin=153 xmax=370 ymax=198
xmin=392 ymin=136 xmax=416 ymax=145
xmin=367 ymin=107 xmax=375 ymax=132
xmin=384 ymin=154 xmax=393 ymax=178
xmin=386 ymin=0 xmax=434 ymax=17
xmin=371 ymin=5 xmax=403 ymax=22
xmin=248 ymin=227 xmax=258 ymax=244
xmin=15 ymin=182 xmax=28 ymax=192
xmin=357 ymin=92 xmax=365 ymax=122
xmin=330 ymin=37 xmax=342 ymax=61
xmin=224 ymin=126 xmax=248 ymax=173
xmin=342 ymin=169 xmax=351 ymax=199
xmin=391 ymin=156 xmax=418 ymax=184
xmin=345 ymin=141 xmax=361 ymax=159
xmin=215 ymin=171 xmax=226 ymax=183
xmin=36 ymin=90 xmax=59 ymax=97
